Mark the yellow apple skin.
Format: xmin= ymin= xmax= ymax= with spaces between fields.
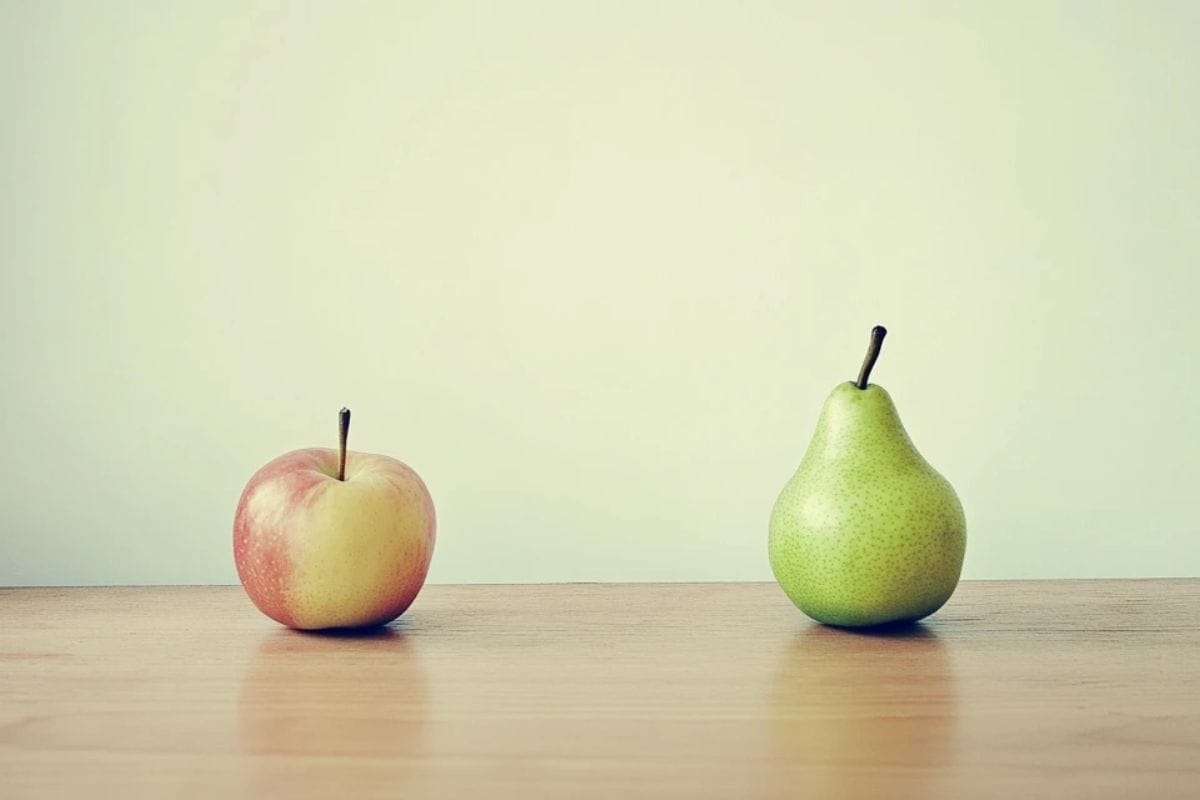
xmin=233 ymin=448 xmax=435 ymax=630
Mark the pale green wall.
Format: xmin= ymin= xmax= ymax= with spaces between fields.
xmin=2 ymin=2 xmax=1197 ymax=586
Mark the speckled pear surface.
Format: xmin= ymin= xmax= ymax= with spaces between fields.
xmin=769 ymin=382 xmax=966 ymax=627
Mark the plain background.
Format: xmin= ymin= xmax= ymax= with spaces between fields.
xmin=2 ymin=1 xmax=1197 ymax=586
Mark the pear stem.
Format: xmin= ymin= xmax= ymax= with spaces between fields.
xmin=337 ymin=407 xmax=351 ymax=481
xmin=855 ymin=325 xmax=888 ymax=389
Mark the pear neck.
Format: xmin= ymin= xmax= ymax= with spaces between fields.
xmin=807 ymin=384 xmax=921 ymax=464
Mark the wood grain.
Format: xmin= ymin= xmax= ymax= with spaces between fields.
xmin=1 ymin=581 xmax=1197 ymax=798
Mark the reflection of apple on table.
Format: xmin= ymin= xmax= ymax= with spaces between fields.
xmin=770 ymin=326 xmax=967 ymax=627
xmin=234 ymin=408 xmax=436 ymax=630
xmin=238 ymin=625 xmax=430 ymax=794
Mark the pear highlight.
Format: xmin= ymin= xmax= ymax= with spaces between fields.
xmin=769 ymin=326 xmax=966 ymax=627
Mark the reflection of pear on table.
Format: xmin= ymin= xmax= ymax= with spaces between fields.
xmin=238 ymin=626 xmax=429 ymax=793
xmin=770 ymin=325 xmax=967 ymax=627
xmin=766 ymin=624 xmax=960 ymax=794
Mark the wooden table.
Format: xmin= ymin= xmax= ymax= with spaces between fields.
xmin=1 ymin=581 xmax=1197 ymax=798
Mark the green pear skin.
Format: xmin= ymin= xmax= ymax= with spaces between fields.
xmin=769 ymin=382 xmax=966 ymax=627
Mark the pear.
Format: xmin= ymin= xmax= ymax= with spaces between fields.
xmin=769 ymin=326 xmax=966 ymax=627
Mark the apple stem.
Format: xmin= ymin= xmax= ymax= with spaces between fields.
xmin=338 ymin=407 xmax=351 ymax=481
xmin=855 ymin=325 xmax=888 ymax=389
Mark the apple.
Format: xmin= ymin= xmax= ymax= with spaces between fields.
xmin=233 ymin=408 xmax=435 ymax=629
